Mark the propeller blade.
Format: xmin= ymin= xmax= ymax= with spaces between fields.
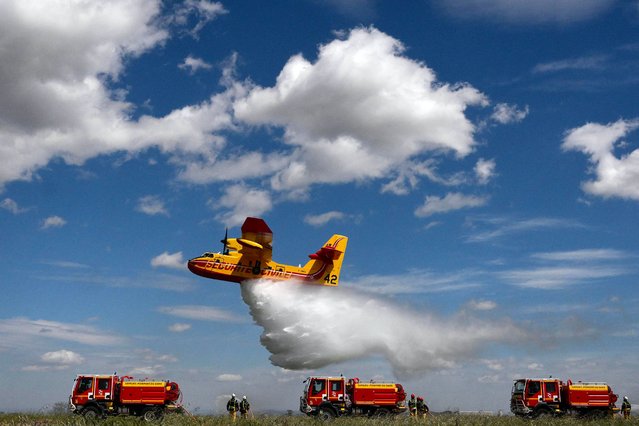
xmin=220 ymin=228 xmax=229 ymax=254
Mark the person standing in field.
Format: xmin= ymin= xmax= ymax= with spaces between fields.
xmin=408 ymin=394 xmax=417 ymax=417
xmin=227 ymin=393 xmax=239 ymax=421
xmin=239 ymin=395 xmax=251 ymax=419
xmin=417 ymin=396 xmax=429 ymax=418
xmin=622 ymin=396 xmax=632 ymax=419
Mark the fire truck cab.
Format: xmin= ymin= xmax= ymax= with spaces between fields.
xmin=511 ymin=378 xmax=561 ymax=417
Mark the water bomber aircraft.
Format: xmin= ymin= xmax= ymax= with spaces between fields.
xmin=187 ymin=217 xmax=348 ymax=286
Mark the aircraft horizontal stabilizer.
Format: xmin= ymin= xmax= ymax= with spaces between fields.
xmin=308 ymin=246 xmax=342 ymax=262
xmin=237 ymin=238 xmax=264 ymax=249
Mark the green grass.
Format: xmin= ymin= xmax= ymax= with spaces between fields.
xmin=0 ymin=413 xmax=636 ymax=425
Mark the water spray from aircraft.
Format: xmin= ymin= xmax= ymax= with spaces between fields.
xmin=240 ymin=279 xmax=526 ymax=378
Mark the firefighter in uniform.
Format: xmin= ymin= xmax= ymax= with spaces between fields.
xmin=240 ymin=395 xmax=251 ymax=419
xmin=622 ymin=396 xmax=631 ymax=419
xmin=226 ymin=393 xmax=239 ymax=421
xmin=408 ymin=393 xmax=418 ymax=417
xmin=417 ymin=396 xmax=429 ymax=418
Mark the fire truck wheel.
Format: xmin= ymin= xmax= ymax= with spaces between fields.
xmin=534 ymin=406 xmax=553 ymax=418
xmin=143 ymin=407 xmax=163 ymax=422
xmin=317 ymin=405 xmax=336 ymax=421
xmin=373 ymin=408 xmax=390 ymax=417
xmin=81 ymin=406 xmax=101 ymax=419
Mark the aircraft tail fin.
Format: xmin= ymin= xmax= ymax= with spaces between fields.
xmin=305 ymin=234 xmax=348 ymax=286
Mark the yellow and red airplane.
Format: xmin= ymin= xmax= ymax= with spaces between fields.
xmin=187 ymin=217 xmax=348 ymax=286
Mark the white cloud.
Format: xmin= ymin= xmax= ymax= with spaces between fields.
xmin=381 ymin=159 xmax=467 ymax=195
xmin=1 ymin=198 xmax=27 ymax=214
xmin=41 ymin=216 xmax=67 ymax=229
xmin=172 ymin=0 xmax=227 ymax=38
xmin=490 ymin=103 xmax=529 ymax=124
xmin=136 ymin=195 xmax=169 ymax=216
xmin=179 ymin=55 xmax=212 ymax=74
xmin=435 ymin=0 xmax=615 ymax=24
xmin=217 ymin=373 xmax=242 ymax=382
xmin=0 ymin=0 xmax=237 ymax=189
xmin=234 ymin=27 xmax=487 ymax=191
xmin=467 ymin=300 xmax=497 ymax=311
xmin=0 ymin=318 xmax=123 ymax=346
xmin=562 ymin=119 xmax=639 ymax=200
xmin=41 ymin=349 xmax=84 ymax=365
xmin=304 ymin=211 xmax=345 ymax=226
xmin=168 ymin=323 xmax=191 ymax=333
xmin=129 ymin=365 xmax=166 ymax=376
xmin=465 ymin=216 xmax=582 ymax=243
xmin=531 ymin=248 xmax=630 ymax=262
xmin=211 ymin=184 xmax=273 ymax=227
xmin=474 ymin=158 xmax=496 ymax=184
xmin=415 ymin=192 xmax=487 ymax=217
xmin=499 ymin=247 xmax=630 ymax=289
xmin=158 ymin=305 xmax=245 ymax=322
xmin=533 ymin=54 xmax=608 ymax=73
xmin=151 ymin=251 xmax=184 ymax=269
xmin=348 ymin=269 xmax=481 ymax=295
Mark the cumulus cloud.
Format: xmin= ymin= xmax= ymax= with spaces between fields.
xmin=240 ymin=280 xmax=525 ymax=377
xmin=435 ymin=0 xmax=615 ymax=24
xmin=562 ymin=119 xmax=639 ymax=200
xmin=415 ymin=192 xmax=488 ymax=217
xmin=211 ymin=184 xmax=273 ymax=227
xmin=490 ymin=103 xmax=529 ymax=124
xmin=151 ymin=251 xmax=184 ymax=269
xmin=0 ymin=0 xmax=236 ymax=189
xmin=41 ymin=216 xmax=67 ymax=229
xmin=41 ymin=349 xmax=84 ymax=365
xmin=0 ymin=5 xmax=494 ymax=223
xmin=474 ymin=158 xmax=496 ymax=184
xmin=234 ymin=27 xmax=487 ymax=191
xmin=136 ymin=195 xmax=169 ymax=216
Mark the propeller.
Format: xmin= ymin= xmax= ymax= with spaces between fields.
xmin=220 ymin=228 xmax=229 ymax=255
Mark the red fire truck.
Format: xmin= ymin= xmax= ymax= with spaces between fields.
xmin=510 ymin=377 xmax=620 ymax=418
xmin=299 ymin=376 xmax=407 ymax=419
xmin=69 ymin=374 xmax=183 ymax=420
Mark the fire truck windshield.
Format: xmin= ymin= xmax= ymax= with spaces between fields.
xmin=512 ymin=380 xmax=525 ymax=394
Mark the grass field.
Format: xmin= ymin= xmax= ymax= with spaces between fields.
xmin=0 ymin=413 xmax=636 ymax=425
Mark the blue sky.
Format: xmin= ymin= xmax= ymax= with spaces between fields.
xmin=1 ymin=0 xmax=639 ymax=414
